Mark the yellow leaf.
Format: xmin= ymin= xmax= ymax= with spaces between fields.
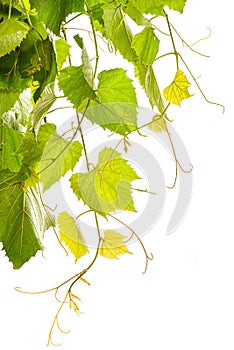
xmin=163 ymin=70 xmax=192 ymax=106
xmin=148 ymin=114 xmax=166 ymax=133
xmin=58 ymin=212 xmax=89 ymax=262
xmin=99 ymin=230 xmax=132 ymax=259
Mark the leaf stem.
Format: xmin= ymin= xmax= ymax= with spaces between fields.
xmin=164 ymin=10 xmax=179 ymax=70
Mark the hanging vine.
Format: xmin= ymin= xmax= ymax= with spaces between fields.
xmin=0 ymin=0 xmax=223 ymax=345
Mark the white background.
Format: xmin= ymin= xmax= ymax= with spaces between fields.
xmin=0 ymin=0 xmax=234 ymax=349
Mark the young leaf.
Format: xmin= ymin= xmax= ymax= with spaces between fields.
xmin=0 ymin=19 xmax=30 ymax=58
xmin=148 ymin=114 xmax=166 ymax=132
xmin=83 ymin=69 xmax=138 ymax=135
xmin=54 ymin=38 xmax=71 ymax=71
xmin=0 ymin=178 xmax=50 ymax=269
xmin=132 ymin=27 xmax=159 ymax=65
xmin=39 ymin=131 xmax=83 ymax=191
xmin=99 ymin=230 xmax=131 ymax=259
xmin=70 ymin=147 xmax=140 ymax=216
xmin=58 ymin=212 xmax=89 ymax=262
xmin=0 ymin=120 xmax=23 ymax=172
xmin=163 ymin=69 xmax=192 ymax=106
xmin=58 ymin=66 xmax=96 ymax=108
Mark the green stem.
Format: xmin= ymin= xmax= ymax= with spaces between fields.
xmin=8 ymin=0 xmax=12 ymax=19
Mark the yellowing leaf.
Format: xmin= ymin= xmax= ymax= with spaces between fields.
xmin=99 ymin=230 xmax=132 ymax=259
xmin=148 ymin=114 xmax=166 ymax=133
xmin=163 ymin=70 xmax=192 ymax=106
xmin=58 ymin=212 xmax=89 ymax=262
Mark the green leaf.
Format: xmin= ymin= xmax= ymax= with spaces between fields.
xmin=58 ymin=212 xmax=89 ymax=262
xmin=29 ymin=0 xmax=85 ymax=35
xmin=54 ymin=38 xmax=71 ymax=71
xmin=125 ymin=2 xmax=151 ymax=26
xmin=132 ymin=28 xmax=159 ymax=65
xmin=103 ymin=5 xmax=136 ymax=63
xmin=70 ymin=147 xmax=140 ymax=216
xmin=135 ymin=63 xmax=165 ymax=112
xmin=163 ymin=69 xmax=192 ymax=106
xmin=129 ymin=0 xmax=186 ymax=15
xmin=4 ymin=89 xmax=34 ymax=131
xmin=0 ymin=120 xmax=23 ymax=171
xmin=97 ymin=68 xmax=137 ymax=104
xmin=0 ymin=18 xmax=30 ymax=58
xmin=58 ymin=66 xmax=96 ymax=108
xmin=83 ymin=68 xmax=138 ymax=135
xmin=0 ymin=89 xmax=21 ymax=116
xmin=33 ymin=39 xmax=57 ymax=102
xmin=99 ymin=230 xmax=131 ymax=259
xmin=0 ymin=178 xmax=50 ymax=269
xmin=39 ymin=131 xmax=83 ymax=191
xmin=32 ymin=83 xmax=57 ymax=132
xmin=74 ymin=34 xmax=94 ymax=88
xmin=17 ymin=123 xmax=56 ymax=166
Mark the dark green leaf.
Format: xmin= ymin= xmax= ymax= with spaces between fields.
xmin=0 ymin=178 xmax=50 ymax=268
xmin=29 ymin=0 xmax=85 ymax=35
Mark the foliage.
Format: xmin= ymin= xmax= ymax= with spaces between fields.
xmin=0 ymin=0 xmax=222 ymax=345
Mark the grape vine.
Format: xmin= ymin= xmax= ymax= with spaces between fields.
xmin=0 ymin=0 xmax=223 ymax=345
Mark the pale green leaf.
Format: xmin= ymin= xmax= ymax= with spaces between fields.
xmin=0 ymin=177 xmax=50 ymax=269
xmin=32 ymin=83 xmax=57 ymax=132
xmin=135 ymin=63 xmax=165 ymax=112
xmin=132 ymin=28 xmax=159 ymax=65
xmin=58 ymin=66 xmax=96 ymax=108
xmin=55 ymin=38 xmax=71 ymax=71
xmin=3 ymin=89 xmax=34 ymax=131
xmin=58 ymin=212 xmax=89 ymax=262
xmin=99 ymin=230 xmax=131 ymax=259
xmin=0 ymin=120 xmax=23 ymax=172
xmin=39 ymin=131 xmax=83 ymax=191
xmin=125 ymin=2 xmax=151 ymax=27
xmin=0 ymin=19 xmax=30 ymax=58
xmin=103 ymin=6 xmax=136 ymax=63
xmin=74 ymin=34 xmax=94 ymax=88
xmin=70 ymin=147 xmax=140 ymax=216
xmin=163 ymin=69 xmax=192 ymax=106
xmin=129 ymin=0 xmax=186 ymax=15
